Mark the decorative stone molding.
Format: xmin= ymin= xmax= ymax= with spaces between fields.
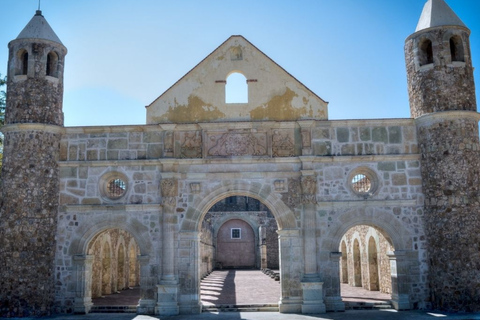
xmin=301 ymin=175 xmax=317 ymax=204
xmin=180 ymin=131 xmax=202 ymax=158
xmin=161 ymin=178 xmax=177 ymax=206
xmin=273 ymin=179 xmax=286 ymax=192
xmin=189 ymin=182 xmax=201 ymax=194
xmin=272 ymin=131 xmax=295 ymax=157
xmin=415 ymin=110 xmax=480 ymax=127
xmin=207 ymin=132 xmax=267 ymax=156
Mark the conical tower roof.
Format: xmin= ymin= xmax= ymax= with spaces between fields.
xmin=16 ymin=10 xmax=63 ymax=44
xmin=416 ymin=0 xmax=466 ymax=32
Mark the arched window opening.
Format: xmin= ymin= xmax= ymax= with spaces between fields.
xmin=46 ymin=51 xmax=59 ymax=77
xmin=16 ymin=50 xmax=28 ymax=75
xmin=450 ymin=36 xmax=464 ymax=62
xmin=225 ymin=72 xmax=248 ymax=103
xmin=419 ymin=39 xmax=433 ymax=66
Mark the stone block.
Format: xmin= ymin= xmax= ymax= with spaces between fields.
xmin=372 ymin=127 xmax=388 ymax=143
xmin=360 ymin=127 xmax=371 ymax=141
xmin=60 ymin=167 xmax=77 ymax=178
xmin=378 ymin=162 xmax=396 ymax=171
xmin=336 ymin=127 xmax=349 ymax=142
xmin=147 ymin=144 xmax=162 ymax=159
xmin=392 ymin=173 xmax=407 ymax=185
xmin=388 ymin=126 xmax=402 ymax=143
xmin=107 ymin=139 xmax=128 ymax=149
xmin=144 ymin=132 xmax=163 ymax=143
xmin=313 ymin=141 xmax=331 ymax=156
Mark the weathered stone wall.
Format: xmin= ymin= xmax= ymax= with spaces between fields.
xmin=311 ymin=121 xmax=417 ymax=156
xmin=405 ymin=27 xmax=476 ymax=118
xmin=54 ymin=205 xmax=161 ymax=313
xmin=199 ymin=218 xmax=214 ymax=278
xmin=417 ymin=117 xmax=480 ymax=311
xmin=340 ymin=226 xmax=393 ymax=294
xmin=0 ymin=130 xmax=61 ymax=317
xmin=406 ymin=23 xmax=480 ymax=311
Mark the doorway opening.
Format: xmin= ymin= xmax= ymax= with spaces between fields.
xmin=199 ymin=195 xmax=280 ymax=308
xmin=339 ymin=225 xmax=393 ymax=307
xmin=88 ymin=228 xmax=141 ymax=308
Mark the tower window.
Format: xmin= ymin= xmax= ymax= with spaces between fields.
xmin=16 ymin=49 xmax=28 ymax=75
xmin=419 ymin=39 xmax=433 ymax=66
xmin=450 ymin=36 xmax=464 ymax=62
xmin=225 ymin=72 xmax=248 ymax=103
xmin=46 ymin=51 xmax=59 ymax=77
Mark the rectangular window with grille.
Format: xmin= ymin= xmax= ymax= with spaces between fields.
xmin=231 ymin=228 xmax=241 ymax=239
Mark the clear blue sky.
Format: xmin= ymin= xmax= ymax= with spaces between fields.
xmin=1 ymin=0 xmax=479 ymax=126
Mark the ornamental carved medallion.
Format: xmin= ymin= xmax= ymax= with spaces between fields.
xmin=301 ymin=175 xmax=317 ymax=204
xmin=207 ymin=132 xmax=267 ymax=157
xmin=180 ymin=131 xmax=202 ymax=158
xmin=272 ymin=131 xmax=295 ymax=157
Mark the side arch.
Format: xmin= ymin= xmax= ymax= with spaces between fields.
xmin=321 ymin=208 xmax=411 ymax=252
xmin=180 ymin=180 xmax=297 ymax=232
xmin=68 ymin=214 xmax=152 ymax=257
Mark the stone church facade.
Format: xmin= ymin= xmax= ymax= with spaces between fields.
xmin=0 ymin=0 xmax=479 ymax=317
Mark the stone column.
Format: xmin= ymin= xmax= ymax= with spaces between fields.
xmin=323 ymin=252 xmax=345 ymax=312
xmin=259 ymin=226 xmax=267 ymax=269
xmin=156 ymin=178 xmax=179 ymax=316
xmin=177 ymin=231 xmax=202 ymax=314
xmin=72 ymin=255 xmax=94 ymax=314
xmin=387 ymin=251 xmax=410 ymax=310
xmin=300 ymin=173 xmax=326 ymax=314
xmin=137 ymin=255 xmax=156 ymax=315
xmin=277 ymin=229 xmax=303 ymax=313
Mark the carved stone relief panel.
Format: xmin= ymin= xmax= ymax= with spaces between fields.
xmin=179 ymin=131 xmax=203 ymax=158
xmin=164 ymin=131 xmax=174 ymax=157
xmin=161 ymin=178 xmax=178 ymax=206
xmin=272 ymin=130 xmax=295 ymax=157
xmin=301 ymin=175 xmax=317 ymax=204
xmin=190 ymin=182 xmax=201 ymax=194
xmin=301 ymin=130 xmax=311 ymax=148
xmin=207 ymin=130 xmax=267 ymax=157
xmin=282 ymin=178 xmax=301 ymax=216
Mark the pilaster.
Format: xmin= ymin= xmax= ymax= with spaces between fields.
xmin=387 ymin=251 xmax=411 ymax=310
xmin=72 ymin=255 xmax=94 ymax=314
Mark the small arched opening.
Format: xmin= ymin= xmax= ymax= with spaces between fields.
xmin=419 ymin=39 xmax=433 ymax=66
xmin=15 ymin=49 xmax=28 ymax=75
xmin=225 ymin=72 xmax=248 ymax=103
xmin=450 ymin=35 xmax=465 ymax=62
xmin=88 ymin=228 xmax=141 ymax=308
xmin=339 ymin=225 xmax=393 ymax=305
xmin=46 ymin=51 xmax=59 ymax=77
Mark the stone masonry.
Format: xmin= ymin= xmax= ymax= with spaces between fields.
xmin=0 ymin=1 xmax=478 ymax=317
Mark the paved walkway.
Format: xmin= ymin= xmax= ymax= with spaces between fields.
xmin=17 ymin=310 xmax=480 ymax=319
xmin=201 ymin=270 xmax=280 ymax=306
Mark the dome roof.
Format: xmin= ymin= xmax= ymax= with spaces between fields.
xmin=16 ymin=10 xmax=63 ymax=44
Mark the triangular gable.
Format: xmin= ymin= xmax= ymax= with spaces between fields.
xmin=147 ymin=35 xmax=328 ymax=124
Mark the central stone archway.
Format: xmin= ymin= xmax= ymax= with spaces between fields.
xmin=177 ymin=180 xmax=303 ymax=313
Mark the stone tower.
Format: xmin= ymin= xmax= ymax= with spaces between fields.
xmin=405 ymin=0 xmax=479 ymax=311
xmin=0 ymin=11 xmax=66 ymax=317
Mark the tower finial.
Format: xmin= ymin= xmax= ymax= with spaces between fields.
xmin=38 ymin=0 xmax=41 ymax=10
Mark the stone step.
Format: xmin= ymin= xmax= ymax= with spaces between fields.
xmin=344 ymin=301 xmax=393 ymax=310
xmin=202 ymin=304 xmax=279 ymax=312
xmin=90 ymin=305 xmax=137 ymax=313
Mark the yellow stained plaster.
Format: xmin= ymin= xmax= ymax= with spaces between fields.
xmin=250 ymin=88 xmax=309 ymax=121
xmin=158 ymin=95 xmax=226 ymax=123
